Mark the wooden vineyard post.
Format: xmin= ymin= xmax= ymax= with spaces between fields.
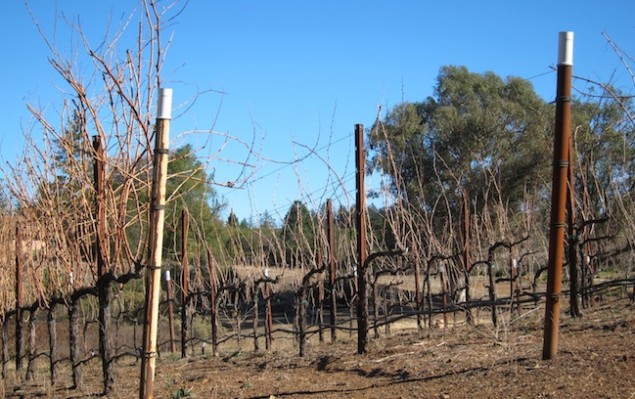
xmin=140 ymin=88 xmax=172 ymax=399
xmin=543 ymin=32 xmax=573 ymax=360
xmin=180 ymin=210 xmax=189 ymax=359
xmin=326 ymin=199 xmax=337 ymax=343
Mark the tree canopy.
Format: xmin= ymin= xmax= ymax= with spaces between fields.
xmin=370 ymin=66 xmax=554 ymax=217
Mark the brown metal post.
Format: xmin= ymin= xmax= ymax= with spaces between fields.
xmin=326 ymin=199 xmax=338 ymax=343
xmin=15 ymin=224 xmax=23 ymax=371
xmin=165 ymin=271 xmax=177 ymax=352
xmin=140 ymin=88 xmax=172 ymax=399
xmin=93 ymin=135 xmax=113 ymax=394
xmin=355 ymin=123 xmax=368 ymax=354
xmin=543 ymin=32 xmax=573 ymax=360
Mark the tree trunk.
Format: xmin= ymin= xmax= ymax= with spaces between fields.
xmin=414 ymin=259 xmax=423 ymax=330
xmin=165 ymin=273 xmax=177 ymax=352
xmin=568 ymin=239 xmax=582 ymax=317
xmin=252 ymin=287 xmax=259 ymax=352
xmin=98 ymin=283 xmax=113 ymax=393
xmin=26 ymin=309 xmax=36 ymax=381
xmin=425 ymin=264 xmax=433 ymax=329
xmin=326 ymin=199 xmax=338 ymax=343
xmin=180 ymin=210 xmax=189 ymax=359
xmin=1 ymin=317 xmax=7 ymax=379
xmin=372 ymin=281 xmax=380 ymax=339
xmin=440 ymin=265 xmax=448 ymax=329
xmin=48 ymin=304 xmax=58 ymax=384
xmin=265 ymin=282 xmax=273 ymax=350
xmin=487 ymin=262 xmax=498 ymax=328
xmin=206 ymin=249 xmax=219 ymax=357
xmin=317 ymin=273 xmax=324 ymax=343
xmin=298 ymin=288 xmax=307 ymax=357
xmin=69 ymin=299 xmax=82 ymax=389
xmin=15 ymin=225 xmax=23 ymax=373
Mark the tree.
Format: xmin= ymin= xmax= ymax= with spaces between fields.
xmin=227 ymin=210 xmax=239 ymax=227
xmin=282 ymin=200 xmax=316 ymax=266
xmin=369 ymin=66 xmax=553 ymax=245
xmin=164 ymin=144 xmax=224 ymax=261
xmin=259 ymin=211 xmax=277 ymax=229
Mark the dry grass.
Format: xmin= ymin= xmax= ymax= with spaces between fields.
xmin=3 ymin=298 xmax=634 ymax=398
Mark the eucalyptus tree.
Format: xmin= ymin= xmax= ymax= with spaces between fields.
xmin=369 ymin=66 xmax=554 ymax=263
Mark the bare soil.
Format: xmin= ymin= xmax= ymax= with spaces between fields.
xmin=4 ymin=298 xmax=635 ymax=399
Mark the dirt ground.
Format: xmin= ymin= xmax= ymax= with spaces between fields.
xmin=4 ymin=298 xmax=635 ymax=399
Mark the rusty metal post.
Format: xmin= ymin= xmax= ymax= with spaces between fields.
xmin=542 ymin=32 xmax=574 ymax=361
xmin=326 ymin=199 xmax=338 ymax=343
xmin=355 ymin=123 xmax=369 ymax=354
xmin=140 ymin=88 xmax=172 ymax=399
xmin=165 ymin=271 xmax=177 ymax=352
xmin=15 ymin=224 xmax=23 ymax=371
xmin=93 ymin=135 xmax=113 ymax=394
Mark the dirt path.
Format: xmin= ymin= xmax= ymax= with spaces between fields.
xmin=4 ymin=299 xmax=635 ymax=398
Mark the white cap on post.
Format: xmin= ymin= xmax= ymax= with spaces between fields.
xmin=157 ymin=88 xmax=173 ymax=119
xmin=165 ymin=270 xmax=171 ymax=281
xmin=558 ymin=31 xmax=574 ymax=66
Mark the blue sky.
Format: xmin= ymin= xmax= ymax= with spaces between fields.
xmin=1 ymin=1 xmax=634 ymax=224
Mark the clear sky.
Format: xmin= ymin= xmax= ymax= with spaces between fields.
xmin=1 ymin=1 xmax=634 ymax=224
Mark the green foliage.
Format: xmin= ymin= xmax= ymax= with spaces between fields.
xmin=164 ymin=144 xmax=225 ymax=262
xmin=370 ymin=65 xmax=552 ymax=216
xmin=171 ymin=387 xmax=193 ymax=399
xmin=282 ymin=200 xmax=316 ymax=266
xmin=226 ymin=210 xmax=239 ymax=227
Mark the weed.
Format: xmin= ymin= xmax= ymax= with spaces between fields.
xmin=171 ymin=386 xmax=193 ymax=398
